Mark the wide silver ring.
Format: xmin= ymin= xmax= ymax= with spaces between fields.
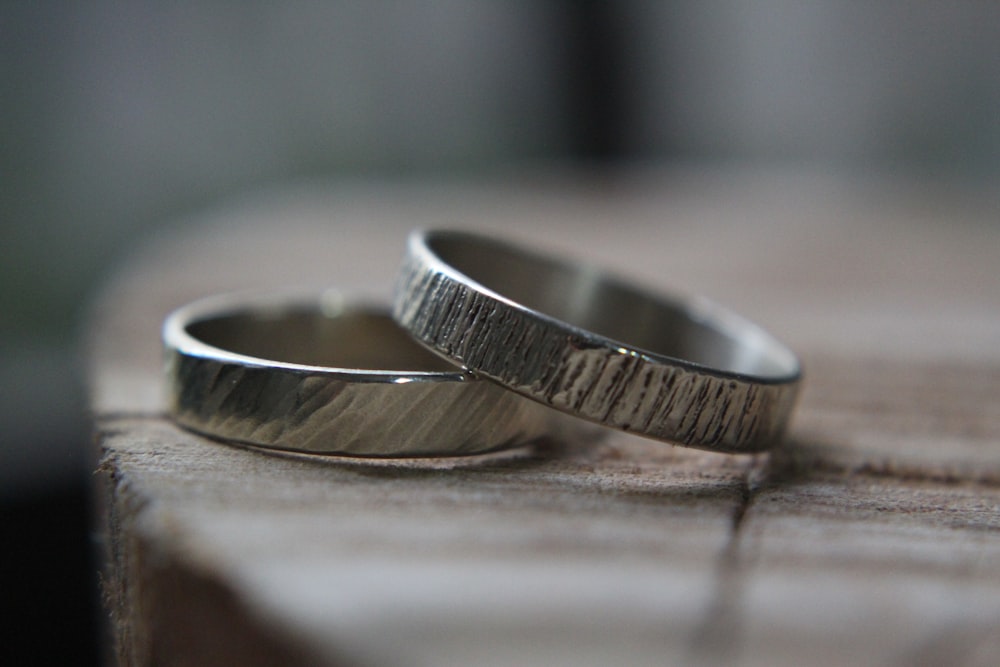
xmin=163 ymin=290 xmax=556 ymax=457
xmin=393 ymin=230 xmax=801 ymax=453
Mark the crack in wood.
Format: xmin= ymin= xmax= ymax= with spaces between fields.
xmin=686 ymin=456 xmax=766 ymax=663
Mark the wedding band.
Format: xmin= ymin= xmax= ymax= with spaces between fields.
xmin=163 ymin=290 xmax=555 ymax=456
xmin=393 ymin=230 xmax=801 ymax=453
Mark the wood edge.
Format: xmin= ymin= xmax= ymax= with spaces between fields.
xmin=95 ymin=440 xmax=340 ymax=667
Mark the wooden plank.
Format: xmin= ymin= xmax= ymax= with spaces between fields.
xmin=89 ymin=173 xmax=1000 ymax=666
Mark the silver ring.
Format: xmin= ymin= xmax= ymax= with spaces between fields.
xmin=163 ymin=290 xmax=556 ymax=456
xmin=393 ymin=230 xmax=801 ymax=453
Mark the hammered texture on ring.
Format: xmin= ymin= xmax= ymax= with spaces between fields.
xmin=163 ymin=290 xmax=557 ymax=456
xmin=393 ymin=230 xmax=802 ymax=453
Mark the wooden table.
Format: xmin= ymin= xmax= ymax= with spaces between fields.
xmin=89 ymin=172 xmax=1000 ymax=666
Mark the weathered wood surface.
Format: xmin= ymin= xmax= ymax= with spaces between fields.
xmin=89 ymin=173 xmax=1000 ymax=666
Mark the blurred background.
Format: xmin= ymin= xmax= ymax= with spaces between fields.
xmin=2 ymin=2 xmax=998 ymax=664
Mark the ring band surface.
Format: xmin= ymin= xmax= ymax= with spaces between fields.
xmin=393 ymin=230 xmax=801 ymax=453
xmin=164 ymin=291 xmax=555 ymax=456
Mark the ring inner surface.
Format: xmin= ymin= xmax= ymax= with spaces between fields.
xmin=430 ymin=235 xmax=797 ymax=380
xmin=188 ymin=309 xmax=458 ymax=372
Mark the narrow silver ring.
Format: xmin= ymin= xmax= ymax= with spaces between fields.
xmin=163 ymin=290 xmax=556 ymax=456
xmin=393 ymin=230 xmax=801 ymax=453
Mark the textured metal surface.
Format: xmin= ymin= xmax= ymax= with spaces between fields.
xmin=393 ymin=230 xmax=801 ymax=453
xmin=164 ymin=291 xmax=557 ymax=456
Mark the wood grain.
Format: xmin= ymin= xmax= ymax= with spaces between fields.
xmin=89 ymin=173 xmax=1000 ymax=666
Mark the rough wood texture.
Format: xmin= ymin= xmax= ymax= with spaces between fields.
xmin=89 ymin=173 xmax=1000 ymax=666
